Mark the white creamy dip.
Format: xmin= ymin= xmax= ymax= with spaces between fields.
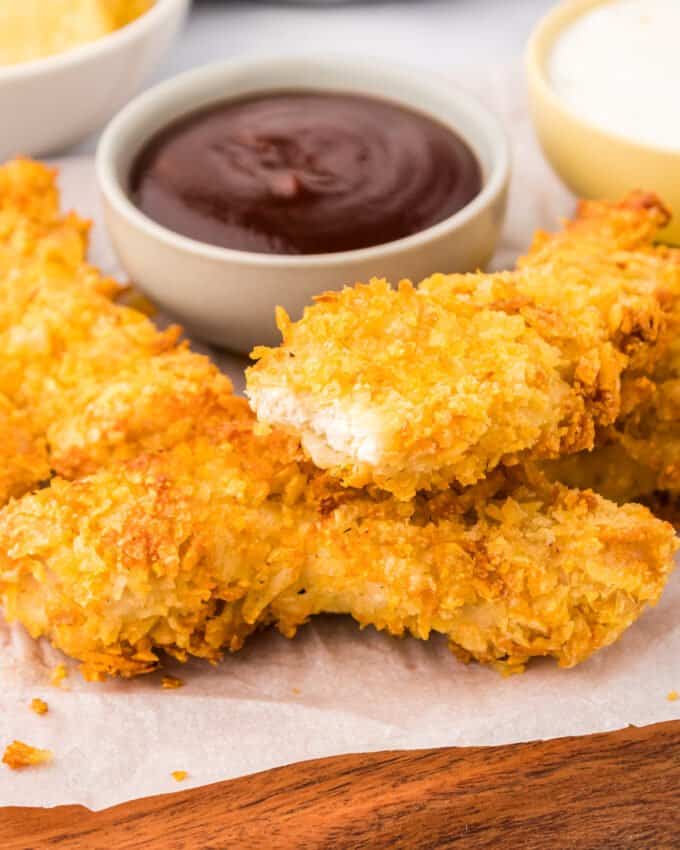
xmin=548 ymin=0 xmax=680 ymax=150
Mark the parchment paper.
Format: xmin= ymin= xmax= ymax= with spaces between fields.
xmin=1 ymin=67 xmax=678 ymax=810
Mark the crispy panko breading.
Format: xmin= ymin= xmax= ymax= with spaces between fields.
xmin=277 ymin=469 xmax=675 ymax=673
xmin=0 ymin=159 xmax=248 ymax=486
xmin=0 ymin=419 xmax=308 ymax=679
xmin=572 ymin=361 xmax=680 ymax=509
xmin=2 ymin=740 xmax=52 ymax=769
xmin=526 ymin=194 xmax=680 ymax=508
xmin=0 ymin=159 xmax=97 ymax=286
xmin=30 ymin=697 xmax=48 ymax=715
xmin=247 ymin=198 xmax=671 ymax=498
xmin=544 ymin=445 xmax=680 ymax=522
xmin=0 ymin=415 xmax=674 ymax=680
xmin=0 ymin=159 xmax=675 ymax=684
xmin=0 ymin=394 xmax=49 ymax=503
xmin=249 ymin=279 xmax=575 ymax=499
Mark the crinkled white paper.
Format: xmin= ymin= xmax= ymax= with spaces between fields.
xmin=1 ymin=69 xmax=678 ymax=810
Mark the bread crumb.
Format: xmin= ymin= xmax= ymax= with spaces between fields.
xmin=50 ymin=663 xmax=68 ymax=687
xmin=161 ymin=676 xmax=184 ymax=690
xmin=30 ymin=698 xmax=48 ymax=715
xmin=667 ymin=690 xmax=679 ymax=702
xmin=2 ymin=741 xmax=53 ymax=770
xmin=291 ymin=687 xmax=301 ymax=695
xmin=171 ymin=770 xmax=188 ymax=782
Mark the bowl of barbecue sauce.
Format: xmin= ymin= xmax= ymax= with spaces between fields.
xmin=97 ymin=57 xmax=509 ymax=352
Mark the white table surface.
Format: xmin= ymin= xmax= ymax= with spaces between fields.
xmin=72 ymin=0 xmax=555 ymax=154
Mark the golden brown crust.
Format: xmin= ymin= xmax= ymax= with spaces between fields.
xmin=248 ymin=193 xmax=674 ymax=498
xmin=250 ymin=277 xmax=582 ymax=498
xmin=0 ymin=161 xmax=675 ymax=683
xmin=0 ymin=394 xmax=49 ymax=503
xmin=526 ymin=193 xmax=680 ymax=506
xmin=0 ymin=428 xmax=674 ymax=679
xmin=0 ymin=158 xmax=245 ymax=492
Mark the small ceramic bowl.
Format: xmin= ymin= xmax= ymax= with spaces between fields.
xmin=97 ymin=56 xmax=510 ymax=353
xmin=526 ymin=0 xmax=680 ymax=245
xmin=0 ymin=0 xmax=189 ymax=160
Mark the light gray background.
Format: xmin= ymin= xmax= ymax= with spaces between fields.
xmin=74 ymin=0 xmax=555 ymax=153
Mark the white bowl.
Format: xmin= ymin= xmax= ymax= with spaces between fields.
xmin=0 ymin=0 xmax=189 ymax=160
xmin=97 ymin=56 xmax=510 ymax=354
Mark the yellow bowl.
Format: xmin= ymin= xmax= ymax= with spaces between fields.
xmin=526 ymin=0 xmax=680 ymax=244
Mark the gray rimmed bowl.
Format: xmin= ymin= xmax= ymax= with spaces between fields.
xmin=97 ymin=56 xmax=510 ymax=353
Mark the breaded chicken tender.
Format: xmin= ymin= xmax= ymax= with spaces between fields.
xmin=526 ymin=194 xmax=680 ymax=508
xmin=248 ymin=210 xmax=669 ymax=497
xmin=0 ymin=159 xmax=245 ymax=484
xmin=0 ymin=266 xmax=240 ymax=476
xmin=0 ymin=418 xmax=674 ymax=680
xmin=249 ymin=279 xmax=577 ymax=499
xmin=275 ymin=469 xmax=676 ymax=673
xmin=562 ymin=363 xmax=680 ymax=511
xmin=0 ymin=160 xmax=96 ymax=284
xmin=0 ymin=159 xmax=675 ymax=684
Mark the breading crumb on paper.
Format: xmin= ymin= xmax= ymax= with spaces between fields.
xmin=161 ymin=676 xmax=184 ymax=689
xmin=667 ymin=690 xmax=679 ymax=702
xmin=30 ymin=698 xmax=48 ymax=715
xmin=171 ymin=770 xmax=188 ymax=782
xmin=2 ymin=741 xmax=53 ymax=770
xmin=50 ymin=664 xmax=68 ymax=688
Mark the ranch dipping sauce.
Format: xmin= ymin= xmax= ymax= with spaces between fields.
xmin=130 ymin=92 xmax=482 ymax=255
xmin=548 ymin=0 xmax=680 ymax=151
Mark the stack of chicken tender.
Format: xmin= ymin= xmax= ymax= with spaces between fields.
xmin=0 ymin=159 xmax=676 ymax=681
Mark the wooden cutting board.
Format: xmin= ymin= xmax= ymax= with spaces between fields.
xmin=2 ymin=719 xmax=678 ymax=849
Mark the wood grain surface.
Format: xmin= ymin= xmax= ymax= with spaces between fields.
xmin=2 ymin=720 xmax=679 ymax=850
